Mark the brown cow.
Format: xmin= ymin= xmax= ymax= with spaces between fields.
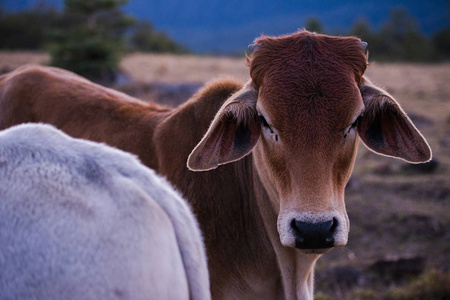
xmin=0 ymin=30 xmax=431 ymax=299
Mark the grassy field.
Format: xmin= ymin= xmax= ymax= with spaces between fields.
xmin=1 ymin=52 xmax=449 ymax=299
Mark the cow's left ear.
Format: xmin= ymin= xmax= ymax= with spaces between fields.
xmin=358 ymin=76 xmax=432 ymax=163
xmin=187 ymin=80 xmax=261 ymax=171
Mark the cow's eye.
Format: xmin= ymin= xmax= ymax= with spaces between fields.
xmin=259 ymin=114 xmax=279 ymax=142
xmin=259 ymin=115 xmax=271 ymax=129
xmin=344 ymin=117 xmax=360 ymax=139
xmin=350 ymin=116 xmax=360 ymax=129
xmin=259 ymin=115 xmax=274 ymax=133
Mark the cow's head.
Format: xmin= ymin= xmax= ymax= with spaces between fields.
xmin=187 ymin=30 xmax=431 ymax=254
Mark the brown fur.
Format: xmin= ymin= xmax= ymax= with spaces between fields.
xmin=245 ymin=31 xmax=368 ymax=207
xmin=0 ymin=30 xmax=431 ymax=299
xmin=154 ymin=81 xmax=279 ymax=298
xmin=0 ymin=65 xmax=169 ymax=168
xmin=0 ymin=66 xmax=278 ymax=298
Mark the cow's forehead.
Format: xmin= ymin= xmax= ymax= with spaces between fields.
xmin=258 ymin=68 xmax=363 ymax=135
xmin=248 ymin=31 xmax=367 ymax=148
xmin=249 ymin=30 xmax=367 ymax=107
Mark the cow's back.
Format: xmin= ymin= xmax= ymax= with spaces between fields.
xmin=0 ymin=65 xmax=169 ymax=168
xmin=0 ymin=124 xmax=209 ymax=300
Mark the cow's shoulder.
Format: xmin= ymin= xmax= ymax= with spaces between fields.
xmin=194 ymin=77 xmax=243 ymax=103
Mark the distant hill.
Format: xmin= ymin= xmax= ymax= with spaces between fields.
xmin=2 ymin=0 xmax=449 ymax=53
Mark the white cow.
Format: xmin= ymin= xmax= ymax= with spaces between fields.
xmin=0 ymin=123 xmax=210 ymax=300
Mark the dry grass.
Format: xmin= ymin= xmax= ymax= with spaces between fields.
xmin=366 ymin=63 xmax=450 ymax=121
xmin=1 ymin=51 xmax=449 ymax=299
xmin=120 ymin=53 xmax=250 ymax=83
xmin=0 ymin=51 xmax=49 ymax=71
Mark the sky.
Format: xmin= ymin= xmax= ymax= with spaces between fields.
xmin=2 ymin=0 xmax=449 ymax=53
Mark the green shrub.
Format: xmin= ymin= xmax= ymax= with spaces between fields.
xmin=0 ymin=4 xmax=61 ymax=50
xmin=130 ymin=21 xmax=187 ymax=54
xmin=314 ymin=292 xmax=333 ymax=300
xmin=47 ymin=0 xmax=134 ymax=82
xmin=386 ymin=269 xmax=450 ymax=300
xmin=350 ymin=288 xmax=377 ymax=300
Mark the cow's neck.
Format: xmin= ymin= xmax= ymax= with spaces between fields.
xmin=252 ymin=161 xmax=320 ymax=300
xmin=276 ymin=248 xmax=319 ymax=299
xmin=155 ymin=86 xmax=284 ymax=299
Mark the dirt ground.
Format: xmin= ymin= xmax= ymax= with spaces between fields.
xmin=1 ymin=52 xmax=449 ymax=299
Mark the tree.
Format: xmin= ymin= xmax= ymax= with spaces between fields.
xmin=432 ymin=28 xmax=450 ymax=61
xmin=47 ymin=0 xmax=134 ymax=83
xmin=350 ymin=18 xmax=373 ymax=41
xmin=305 ymin=17 xmax=324 ymax=34
xmin=0 ymin=3 xmax=61 ymax=50
xmin=349 ymin=18 xmax=383 ymax=61
xmin=375 ymin=7 xmax=432 ymax=62
xmin=130 ymin=21 xmax=186 ymax=54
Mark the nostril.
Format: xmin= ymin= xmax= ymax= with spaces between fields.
xmin=321 ymin=217 xmax=338 ymax=235
xmin=290 ymin=219 xmax=301 ymax=238
xmin=330 ymin=217 xmax=338 ymax=233
xmin=320 ymin=219 xmax=334 ymax=233
xmin=325 ymin=218 xmax=338 ymax=243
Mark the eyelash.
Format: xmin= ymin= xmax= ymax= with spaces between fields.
xmin=344 ymin=117 xmax=360 ymax=139
xmin=259 ymin=115 xmax=279 ymax=142
xmin=259 ymin=115 xmax=271 ymax=129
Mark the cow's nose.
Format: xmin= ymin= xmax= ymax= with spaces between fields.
xmin=290 ymin=218 xmax=337 ymax=249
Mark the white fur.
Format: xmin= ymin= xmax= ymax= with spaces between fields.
xmin=0 ymin=123 xmax=210 ymax=300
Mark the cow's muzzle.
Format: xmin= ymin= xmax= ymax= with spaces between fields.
xmin=290 ymin=218 xmax=337 ymax=249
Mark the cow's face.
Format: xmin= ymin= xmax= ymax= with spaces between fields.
xmin=252 ymin=72 xmax=364 ymax=252
xmin=188 ymin=31 xmax=431 ymax=253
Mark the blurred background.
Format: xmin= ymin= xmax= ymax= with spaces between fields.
xmin=0 ymin=1 xmax=449 ymax=299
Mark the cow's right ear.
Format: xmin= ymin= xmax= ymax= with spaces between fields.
xmin=187 ymin=81 xmax=260 ymax=171
xmin=358 ymin=76 xmax=432 ymax=163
